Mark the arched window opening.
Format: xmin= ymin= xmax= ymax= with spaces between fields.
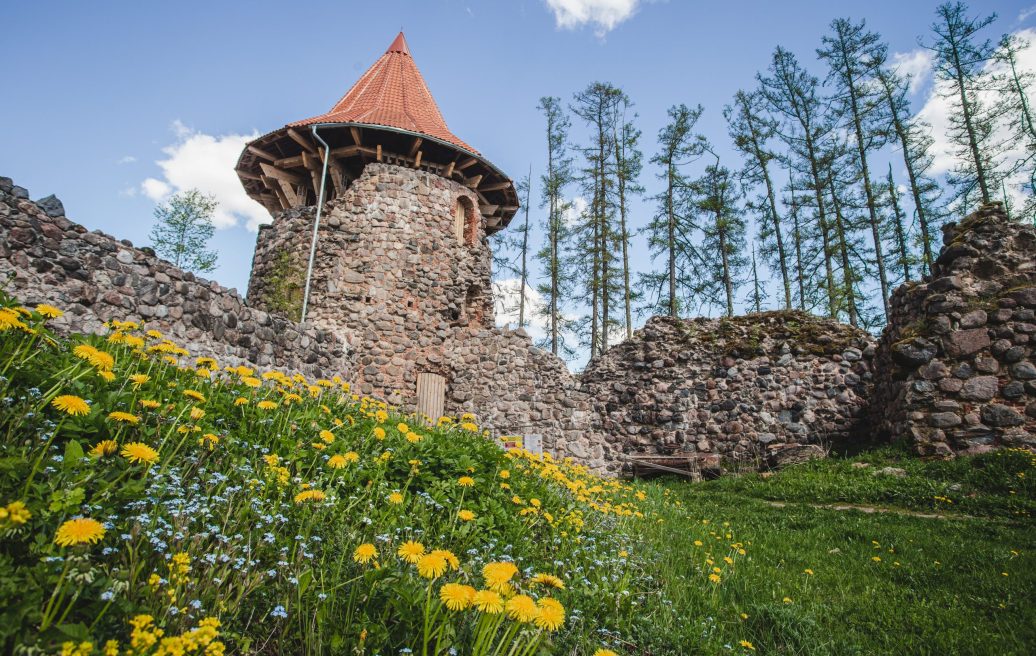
xmin=454 ymin=196 xmax=479 ymax=246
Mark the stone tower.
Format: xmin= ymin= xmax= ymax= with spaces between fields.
xmin=237 ymin=33 xmax=521 ymax=413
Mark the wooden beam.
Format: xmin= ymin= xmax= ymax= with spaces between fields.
xmin=288 ymin=129 xmax=316 ymax=153
xmin=376 ymin=144 xmax=382 ymax=162
xmin=478 ymin=203 xmax=499 ymax=215
xmin=350 ymin=126 xmax=363 ymax=146
xmin=260 ymin=162 xmax=305 ymax=184
xmin=456 ymin=157 xmax=477 ymax=171
xmin=464 ymin=175 xmax=483 ymax=188
xmin=274 ymin=154 xmax=305 ymax=168
xmin=248 ymin=145 xmax=278 ymax=162
xmin=497 ymin=205 xmax=519 ymax=213
xmin=276 ymin=178 xmax=301 ymax=207
xmin=328 ymin=158 xmax=346 ymax=196
xmin=479 ymin=181 xmax=511 ymax=192
xmin=236 ymin=169 xmax=262 ymax=181
xmin=408 ymin=137 xmax=423 ymax=157
xmin=445 ymin=161 xmax=456 ymax=178
xmin=414 ymin=151 xmax=422 ymax=168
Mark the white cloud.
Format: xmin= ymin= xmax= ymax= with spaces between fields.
xmin=915 ymin=29 xmax=1036 ymax=209
xmin=1020 ymin=5 xmax=1036 ymax=23
xmin=891 ymin=49 xmax=934 ymax=95
xmin=562 ymin=195 xmax=588 ymax=226
xmin=140 ymin=121 xmax=269 ymax=230
xmin=544 ymin=0 xmax=641 ymax=36
xmin=117 ymin=155 xmax=137 ymax=165
xmin=494 ymin=278 xmax=548 ymax=339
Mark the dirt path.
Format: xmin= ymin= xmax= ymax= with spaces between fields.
xmin=763 ymin=500 xmax=976 ymax=521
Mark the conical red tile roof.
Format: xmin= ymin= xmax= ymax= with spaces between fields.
xmin=291 ymin=32 xmax=477 ymax=154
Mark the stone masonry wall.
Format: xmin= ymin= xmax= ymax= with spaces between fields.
xmin=872 ymin=203 xmax=1036 ymax=455
xmin=0 ymin=177 xmax=347 ymax=378
xmin=247 ymin=164 xmax=495 ymax=405
xmin=579 ymin=312 xmax=876 ymax=469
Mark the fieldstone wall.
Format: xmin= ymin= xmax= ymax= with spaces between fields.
xmin=0 ymin=177 xmax=347 ymax=378
xmin=247 ymin=164 xmax=495 ymax=404
xmin=872 ymin=203 xmax=1036 ymax=456
xmin=579 ymin=312 xmax=876 ymax=470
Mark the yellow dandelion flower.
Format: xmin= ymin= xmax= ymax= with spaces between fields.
xmin=531 ymin=573 xmax=565 ymax=590
xmin=199 ymin=433 xmax=219 ymax=450
xmin=440 ymin=583 xmax=476 ymax=611
xmin=709 ymin=573 xmax=721 ymax=583
xmin=183 ymin=390 xmax=206 ymax=403
xmin=458 ymin=476 xmax=475 ymax=487
xmin=373 ymin=426 xmax=386 ymax=440
xmin=139 ymin=399 xmax=160 ymax=409
xmin=0 ymin=308 xmax=27 ymax=331
xmin=458 ymin=509 xmax=476 ymax=521
xmin=482 ymin=561 xmax=519 ymax=592
xmin=353 ymin=543 xmax=378 ymax=564
xmin=121 ymin=442 xmax=159 ymax=465
xmin=405 ymin=431 xmax=422 ymax=443
xmin=498 ymin=470 xmax=510 ymax=479
xmin=534 ymin=597 xmax=565 ymax=631
xmin=388 ymin=492 xmax=404 ymax=505
xmin=241 ymin=376 xmax=262 ymax=388
xmin=472 ymin=590 xmax=504 ymax=614
xmin=129 ymin=374 xmax=150 ymax=388
xmin=783 ymin=597 xmax=793 ymax=604
xmin=417 ymin=552 xmax=448 ymax=579
xmin=294 ymin=489 xmax=326 ymax=504
xmin=35 ymin=303 xmax=63 ymax=318
xmin=54 ymin=517 xmax=106 ymax=547
xmin=257 ymin=400 xmax=278 ymax=410
xmin=740 ymin=640 xmax=756 ymax=651
xmin=90 ymin=439 xmax=119 ymax=457
xmin=397 ymin=540 xmax=425 ymax=564
xmin=505 ymin=594 xmax=539 ymax=623
xmin=594 ymin=650 xmax=619 ymax=656
xmin=97 ymin=370 xmax=116 ymax=382
xmin=343 ymin=451 xmax=359 ymax=463
xmin=328 ymin=455 xmax=348 ymax=469
xmin=52 ymin=395 xmax=90 ymax=416
xmin=189 ymin=407 xmax=205 ymax=421
xmin=396 ymin=422 xmax=409 ymax=433
xmin=319 ymin=430 xmax=335 ymax=444
xmin=431 ymin=549 xmax=459 ymax=571
xmin=804 ymin=568 xmax=814 ymax=576
xmin=108 ymin=411 xmax=140 ymax=424
xmin=3 ymin=501 xmax=31 ymax=525
xmin=234 ymin=397 xmax=249 ymax=406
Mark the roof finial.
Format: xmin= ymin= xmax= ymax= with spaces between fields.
xmin=387 ymin=32 xmax=410 ymax=56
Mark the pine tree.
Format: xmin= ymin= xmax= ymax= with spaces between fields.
xmin=925 ymin=2 xmax=1005 ymax=209
xmin=148 ymin=189 xmax=218 ymax=273
xmin=759 ymin=47 xmax=838 ymax=318
xmin=746 ymin=243 xmax=769 ymax=313
xmin=690 ymin=160 xmax=747 ymax=317
xmin=611 ymin=93 xmax=644 ymax=340
xmin=535 ymin=97 xmax=576 ymax=357
xmin=571 ymin=82 xmax=623 ymax=357
xmin=726 ymin=89 xmax=792 ymax=310
xmin=875 ymin=66 xmax=945 ymax=272
xmin=995 ymin=33 xmax=1036 ymax=222
xmin=819 ymin=17 xmax=892 ymax=319
xmin=638 ymin=104 xmax=707 ymax=317
xmin=884 ymin=164 xmax=913 ymax=283
xmin=491 ymin=168 xmax=534 ymax=328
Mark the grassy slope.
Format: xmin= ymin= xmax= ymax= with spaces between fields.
xmin=634 ymin=449 xmax=1036 ymax=655
xmin=1 ymin=299 xmax=1034 ymax=656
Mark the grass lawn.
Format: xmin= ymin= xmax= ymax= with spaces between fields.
xmin=624 ymin=449 xmax=1036 ymax=655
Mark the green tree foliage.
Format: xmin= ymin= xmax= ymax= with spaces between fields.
xmin=637 ymin=104 xmax=708 ymax=318
xmin=148 ymin=189 xmax=219 ymax=274
xmin=925 ymin=2 xmax=1006 ymax=208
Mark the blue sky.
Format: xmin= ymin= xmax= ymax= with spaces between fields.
xmin=3 ymin=0 xmax=1035 ymax=360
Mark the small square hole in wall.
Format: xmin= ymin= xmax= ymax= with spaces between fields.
xmin=365 ymin=296 xmax=372 ymax=303
xmin=407 ymin=300 xmax=415 ymax=309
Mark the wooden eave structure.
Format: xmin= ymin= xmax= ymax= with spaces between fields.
xmin=235 ymin=122 xmax=518 ymax=233
xmin=234 ymin=33 xmax=518 ymax=234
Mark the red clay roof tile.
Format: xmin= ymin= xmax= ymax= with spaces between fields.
xmin=291 ymin=32 xmax=477 ymax=154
